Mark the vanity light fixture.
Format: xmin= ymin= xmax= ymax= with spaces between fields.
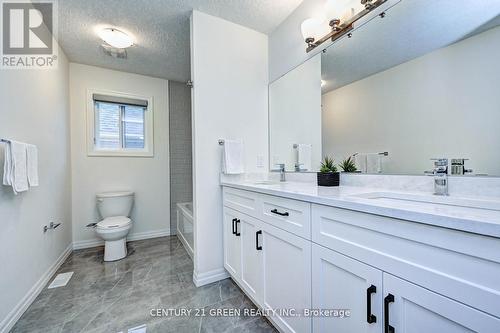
xmin=301 ymin=0 xmax=387 ymax=52
xmin=98 ymin=28 xmax=134 ymax=49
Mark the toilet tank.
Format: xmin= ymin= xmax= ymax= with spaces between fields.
xmin=97 ymin=191 xmax=134 ymax=218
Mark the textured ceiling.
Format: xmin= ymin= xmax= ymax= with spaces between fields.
xmin=58 ymin=0 xmax=303 ymax=82
xmin=321 ymin=0 xmax=500 ymax=93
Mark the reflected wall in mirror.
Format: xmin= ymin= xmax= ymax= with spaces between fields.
xmin=269 ymin=0 xmax=500 ymax=176
xmin=269 ymin=54 xmax=322 ymax=172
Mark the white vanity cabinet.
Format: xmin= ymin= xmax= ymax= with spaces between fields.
xmin=222 ymin=185 xmax=500 ymax=333
xmin=312 ymin=244 xmax=500 ymax=333
xmin=223 ymin=208 xmax=241 ymax=279
xmin=261 ymin=223 xmax=311 ymax=333
xmin=383 ymin=273 xmax=500 ymax=333
xmin=223 ymin=188 xmax=312 ymax=333
xmin=240 ymin=212 xmax=263 ymax=303
xmin=312 ymin=244 xmax=383 ymax=333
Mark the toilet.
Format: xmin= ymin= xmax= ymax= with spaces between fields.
xmin=95 ymin=191 xmax=134 ymax=261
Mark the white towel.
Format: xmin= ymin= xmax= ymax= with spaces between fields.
xmin=3 ymin=142 xmax=13 ymax=188
xmin=296 ymin=144 xmax=312 ymax=171
xmin=222 ymin=140 xmax=244 ymax=174
xmin=366 ymin=153 xmax=382 ymax=174
xmin=10 ymin=141 xmax=29 ymax=193
xmin=26 ymin=144 xmax=39 ymax=187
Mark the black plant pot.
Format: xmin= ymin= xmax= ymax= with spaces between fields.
xmin=317 ymin=172 xmax=340 ymax=187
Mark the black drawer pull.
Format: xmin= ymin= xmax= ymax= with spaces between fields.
xmin=271 ymin=209 xmax=289 ymax=217
xmin=235 ymin=219 xmax=241 ymax=236
xmin=384 ymin=294 xmax=395 ymax=333
xmin=366 ymin=285 xmax=377 ymax=324
xmin=231 ymin=218 xmax=237 ymax=235
xmin=256 ymin=230 xmax=262 ymax=250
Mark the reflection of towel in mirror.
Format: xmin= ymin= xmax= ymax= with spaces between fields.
xmin=296 ymin=144 xmax=312 ymax=171
xmin=366 ymin=153 xmax=382 ymax=174
xmin=354 ymin=154 xmax=367 ymax=173
xmin=355 ymin=153 xmax=382 ymax=173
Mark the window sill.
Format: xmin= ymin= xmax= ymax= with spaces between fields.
xmin=87 ymin=149 xmax=154 ymax=158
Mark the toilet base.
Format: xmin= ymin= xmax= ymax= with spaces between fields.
xmin=104 ymin=238 xmax=127 ymax=261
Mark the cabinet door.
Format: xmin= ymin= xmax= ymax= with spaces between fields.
xmin=312 ymin=244 xmax=383 ymax=333
xmin=383 ymin=273 xmax=500 ymax=333
xmin=223 ymin=208 xmax=241 ymax=280
xmin=261 ymin=223 xmax=312 ymax=333
xmin=240 ymin=214 xmax=264 ymax=306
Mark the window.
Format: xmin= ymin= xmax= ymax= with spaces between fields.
xmin=87 ymin=90 xmax=154 ymax=157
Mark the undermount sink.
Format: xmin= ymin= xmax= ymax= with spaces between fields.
xmin=349 ymin=192 xmax=500 ymax=213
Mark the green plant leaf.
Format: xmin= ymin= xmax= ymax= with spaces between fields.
xmin=320 ymin=156 xmax=338 ymax=173
xmin=339 ymin=156 xmax=357 ymax=172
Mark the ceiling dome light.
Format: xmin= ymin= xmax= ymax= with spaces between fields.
xmin=98 ymin=28 xmax=134 ymax=49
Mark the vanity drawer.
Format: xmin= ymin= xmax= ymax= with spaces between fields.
xmin=260 ymin=194 xmax=311 ymax=239
xmin=311 ymin=203 xmax=500 ymax=318
xmin=223 ymin=187 xmax=259 ymax=218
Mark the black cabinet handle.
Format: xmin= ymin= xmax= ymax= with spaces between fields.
xmin=256 ymin=230 xmax=262 ymax=250
xmin=384 ymin=294 xmax=395 ymax=333
xmin=235 ymin=219 xmax=241 ymax=236
xmin=366 ymin=285 xmax=377 ymax=324
xmin=231 ymin=218 xmax=237 ymax=235
xmin=271 ymin=209 xmax=289 ymax=217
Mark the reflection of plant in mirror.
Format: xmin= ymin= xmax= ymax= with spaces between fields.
xmin=339 ymin=156 xmax=357 ymax=172
xmin=320 ymin=156 xmax=338 ymax=173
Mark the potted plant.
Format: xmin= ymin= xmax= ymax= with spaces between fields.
xmin=317 ymin=156 xmax=340 ymax=186
xmin=339 ymin=156 xmax=358 ymax=173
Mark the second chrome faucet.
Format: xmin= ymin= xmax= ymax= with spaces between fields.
xmin=426 ymin=158 xmax=449 ymax=196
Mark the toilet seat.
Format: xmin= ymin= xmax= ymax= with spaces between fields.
xmin=96 ymin=216 xmax=131 ymax=229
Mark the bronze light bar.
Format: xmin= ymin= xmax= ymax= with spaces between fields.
xmin=306 ymin=0 xmax=388 ymax=53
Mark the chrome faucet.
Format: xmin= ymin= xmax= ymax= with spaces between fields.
xmin=425 ymin=158 xmax=449 ymax=196
xmin=274 ymin=163 xmax=286 ymax=182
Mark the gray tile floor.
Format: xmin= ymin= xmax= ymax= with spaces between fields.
xmin=11 ymin=236 xmax=277 ymax=333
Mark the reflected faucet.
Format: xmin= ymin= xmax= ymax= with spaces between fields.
xmin=274 ymin=164 xmax=286 ymax=182
xmin=425 ymin=158 xmax=449 ymax=196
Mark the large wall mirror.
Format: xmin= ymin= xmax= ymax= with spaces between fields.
xmin=269 ymin=1 xmax=500 ymax=176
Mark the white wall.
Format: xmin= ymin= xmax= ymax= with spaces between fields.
xmin=268 ymin=0 xmax=398 ymax=83
xmin=70 ymin=64 xmax=170 ymax=247
xmin=0 ymin=48 xmax=72 ymax=332
xmin=190 ymin=11 xmax=269 ymax=284
xmin=322 ymin=26 xmax=500 ymax=175
xmin=269 ymin=54 xmax=322 ymax=171
xmin=268 ymin=0 xmax=325 ymax=82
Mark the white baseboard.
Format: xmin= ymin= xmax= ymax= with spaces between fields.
xmin=72 ymin=228 xmax=171 ymax=250
xmin=193 ymin=267 xmax=230 ymax=287
xmin=127 ymin=229 xmax=170 ymax=242
xmin=0 ymin=243 xmax=72 ymax=333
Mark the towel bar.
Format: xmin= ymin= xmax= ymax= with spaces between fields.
xmin=353 ymin=152 xmax=389 ymax=157
xmin=218 ymin=139 xmax=225 ymax=145
xmin=0 ymin=139 xmax=10 ymax=143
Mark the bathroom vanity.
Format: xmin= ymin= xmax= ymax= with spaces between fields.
xmin=228 ymin=3 xmax=500 ymax=331
xmin=221 ymin=180 xmax=500 ymax=333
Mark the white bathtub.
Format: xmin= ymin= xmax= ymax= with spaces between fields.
xmin=176 ymin=202 xmax=193 ymax=259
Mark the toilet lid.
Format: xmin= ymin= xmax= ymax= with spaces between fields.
xmin=97 ymin=216 xmax=131 ymax=229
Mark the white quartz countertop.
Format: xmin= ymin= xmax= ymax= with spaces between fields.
xmin=221 ymin=180 xmax=500 ymax=238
